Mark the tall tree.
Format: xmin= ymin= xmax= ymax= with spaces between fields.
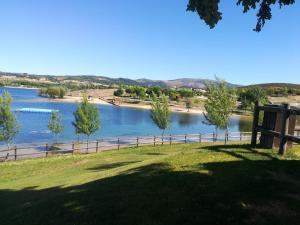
xmin=0 ymin=91 xmax=20 ymax=149
xmin=187 ymin=0 xmax=295 ymax=31
xmin=48 ymin=111 xmax=64 ymax=143
xmin=204 ymin=79 xmax=236 ymax=135
xmin=72 ymin=96 xmax=100 ymax=140
xmin=150 ymin=94 xmax=171 ymax=137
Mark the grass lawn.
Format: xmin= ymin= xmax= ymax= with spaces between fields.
xmin=1 ymin=142 xmax=300 ymax=225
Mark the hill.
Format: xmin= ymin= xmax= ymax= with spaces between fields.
xmin=244 ymin=83 xmax=300 ymax=89
xmin=0 ymin=71 xmax=239 ymax=89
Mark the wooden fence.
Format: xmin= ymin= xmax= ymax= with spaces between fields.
xmin=0 ymin=132 xmax=254 ymax=162
xmin=251 ymin=102 xmax=300 ymax=154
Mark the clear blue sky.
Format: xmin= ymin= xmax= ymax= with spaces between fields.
xmin=0 ymin=0 xmax=299 ymax=85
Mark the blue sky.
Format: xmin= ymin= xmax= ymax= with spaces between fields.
xmin=0 ymin=0 xmax=299 ymax=85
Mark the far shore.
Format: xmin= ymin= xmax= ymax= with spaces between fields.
xmin=3 ymin=85 xmax=39 ymax=90
xmin=50 ymin=95 xmax=206 ymax=114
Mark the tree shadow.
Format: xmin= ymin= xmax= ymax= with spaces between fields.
xmin=87 ymin=161 xmax=141 ymax=171
xmin=1 ymin=158 xmax=300 ymax=224
xmin=199 ymin=144 xmax=279 ymax=161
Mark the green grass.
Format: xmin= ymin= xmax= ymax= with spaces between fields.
xmin=1 ymin=143 xmax=300 ymax=225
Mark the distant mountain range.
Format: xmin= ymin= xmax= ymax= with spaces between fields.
xmin=1 ymin=71 xmax=299 ymax=90
xmin=0 ymin=71 xmax=240 ymax=89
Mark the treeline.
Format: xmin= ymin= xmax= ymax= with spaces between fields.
xmin=0 ymin=80 xmax=110 ymax=91
xmin=39 ymin=87 xmax=67 ymax=99
xmin=114 ymin=85 xmax=197 ymax=100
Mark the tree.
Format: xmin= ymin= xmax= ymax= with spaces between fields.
xmin=239 ymin=87 xmax=268 ymax=110
xmin=186 ymin=0 xmax=295 ymax=32
xmin=150 ymin=94 xmax=171 ymax=137
xmin=48 ymin=111 xmax=64 ymax=143
xmin=204 ymin=79 xmax=236 ymax=135
xmin=114 ymin=88 xmax=124 ymax=97
xmin=72 ymin=96 xmax=100 ymax=140
xmin=185 ymin=98 xmax=193 ymax=112
xmin=0 ymin=91 xmax=20 ymax=149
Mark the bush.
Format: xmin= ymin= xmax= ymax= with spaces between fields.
xmin=114 ymin=88 xmax=124 ymax=96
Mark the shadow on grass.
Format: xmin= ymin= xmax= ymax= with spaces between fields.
xmin=199 ymin=144 xmax=279 ymax=161
xmin=1 ymin=150 xmax=300 ymax=225
xmin=87 ymin=161 xmax=141 ymax=171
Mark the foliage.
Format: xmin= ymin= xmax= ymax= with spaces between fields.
xmin=178 ymin=88 xmax=195 ymax=98
xmin=187 ymin=0 xmax=295 ymax=31
xmin=150 ymin=94 xmax=171 ymax=134
xmin=146 ymin=86 xmax=162 ymax=98
xmin=72 ymin=96 xmax=100 ymax=139
xmin=0 ymin=91 xmax=19 ymax=147
xmin=238 ymin=87 xmax=268 ymax=110
xmin=204 ymin=79 xmax=236 ymax=132
xmin=48 ymin=111 xmax=64 ymax=143
xmin=113 ymin=88 xmax=124 ymax=97
xmin=39 ymin=86 xmax=66 ymax=98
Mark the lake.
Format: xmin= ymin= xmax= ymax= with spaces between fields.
xmin=0 ymin=87 xmax=252 ymax=144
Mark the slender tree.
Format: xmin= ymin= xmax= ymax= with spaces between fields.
xmin=0 ymin=91 xmax=20 ymax=149
xmin=150 ymin=94 xmax=171 ymax=137
xmin=203 ymin=79 xmax=236 ymax=136
xmin=72 ymin=95 xmax=100 ymax=140
xmin=48 ymin=111 xmax=64 ymax=143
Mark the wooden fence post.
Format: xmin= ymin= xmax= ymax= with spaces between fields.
xmin=279 ymin=103 xmax=290 ymax=155
xmin=240 ymin=132 xmax=242 ymax=141
xmin=118 ymin=138 xmax=120 ymax=150
xmin=169 ymin=134 xmax=172 ymax=145
xmin=46 ymin=143 xmax=48 ymax=158
xmin=185 ymin=134 xmax=187 ymax=144
xmin=224 ymin=132 xmax=227 ymax=145
xmin=162 ymin=135 xmax=164 ymax=145
xmin=154 ymin=136 xmax=156 ymax=146
xmin=212 ymin=132 xmax=215 ymax=142
xmin=251 ymin=101 xmax=260 ymax=147
xmin=72 ymin=142 xmax=75 ymax=155
xmin=14 ymin=146 xmax=17 ymax=161
xmin=96 ymin=141 xmax=99 ymax=153
xmin=86 ymin=140 xmax=89 ymax=154
xmin=136 ymin=136 xmax=139 ymax=148
xmin=199 ymin=134 xmax=202 ymax=143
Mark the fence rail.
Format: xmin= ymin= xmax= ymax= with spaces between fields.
xmin=0 ymin=132 xmax=256 ymax=162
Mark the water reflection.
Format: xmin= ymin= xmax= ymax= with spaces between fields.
xmin=177 ymin=113 xmax=200 ymax=127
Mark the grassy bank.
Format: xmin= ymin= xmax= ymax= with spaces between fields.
xmin=1 ymin=143 xmax=300 ymax=225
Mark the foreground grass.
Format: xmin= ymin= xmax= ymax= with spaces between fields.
xmin=1 ymin=143 xmax=300 ymax=225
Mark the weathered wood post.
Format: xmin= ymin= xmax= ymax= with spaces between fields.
xmin=117 ymin=138 xmax=120 ymax=150
xmin=86 ymin=140 xmax=89 ymax=154
xmin=14 ymin=146 xmax=17 ymax=161
xmin=154 ymin=136 xmax=156 ymax=146
xmin=169 ymin=134 xmax=172 ymax=145
xmin=224 ymin=132 xmax=227 ymax=145
xmin=96 ymin=141 xmax=99 ymax=153
xmin=240 ymin=132 xmax=242 ymax=141
xmin=72 ymin=142 xmax=75 ymax=155
xmin=185 ymin=134 xmax=187 ymax=144
xmin=251 ymin=101 xmax=260 ymax=147
xmin=212 ymin=132 xmax=215 ymax=142
xmin=136 ymin=136 xmax=139 ymax=148
xmin=161 ymin=135 xmax=164 ymax=145
xmin=279 ymin=103 xmax=290 ymax=155
xmin=46 ymin=143 xmax=49 ymax=158
xmin=199 ymin=133 xmax=202 ymax=143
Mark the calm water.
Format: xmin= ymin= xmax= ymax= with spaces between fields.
xmin=0 ymin=87 xmax=252 ymax=144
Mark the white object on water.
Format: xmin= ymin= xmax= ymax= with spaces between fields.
xmin=15 ymin=108 xmax=59 ymax=113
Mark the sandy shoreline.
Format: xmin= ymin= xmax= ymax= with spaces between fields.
xmin=51 ymin=96 xmax=205 ymax=114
